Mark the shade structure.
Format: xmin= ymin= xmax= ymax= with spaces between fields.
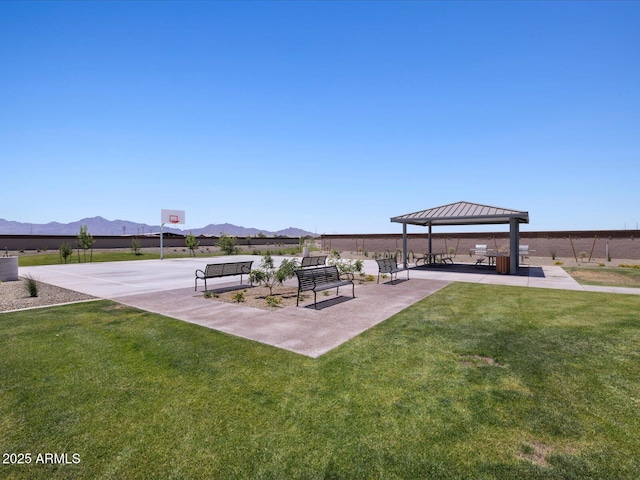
xmin=391 ymin=201 xmax=529 ymax=274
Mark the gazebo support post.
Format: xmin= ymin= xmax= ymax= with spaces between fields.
xmin=509 ymin=218 xmax=519 ymax=275
xmin=428 ymin=222 xmax=433 ymax=254
xmin=402 ymin=223 xmax=408 ymax=269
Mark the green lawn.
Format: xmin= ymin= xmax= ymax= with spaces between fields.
xmin=1 ymin=284 xmax=639 ymax=479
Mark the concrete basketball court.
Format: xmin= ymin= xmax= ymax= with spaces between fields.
xmin=18 ymin=255 xmax=635 ymax=358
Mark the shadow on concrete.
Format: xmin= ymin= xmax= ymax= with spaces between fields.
xmin=411 ymin=263 xmax=546 ymax=278
xmin=523 ymin=266 xmax=545 ymax=278
xmin=204 ymin=284 xmax=256 ymax=294
xmin=302 ymin=295 xmax=354 ymax=310
xmin=379 ymin=278 xmax=410 ymax=286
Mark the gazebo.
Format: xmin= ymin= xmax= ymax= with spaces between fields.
xmin=391 ymin=201 xmax=530 ymax=275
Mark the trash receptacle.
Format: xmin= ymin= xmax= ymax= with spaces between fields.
xmin=0 ymin=256 xmax=19 ymax=281
xmin=496 ymin=255 xmax=510 ymax=274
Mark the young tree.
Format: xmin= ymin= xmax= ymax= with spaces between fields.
xmin=130 ymin=237 xmax=142 ymax=256
xmin=217 ymin=234 xmax=239 ymax=255
xmin=249 ymin=253 xmax=299 ymax=296
xmin=76 ymin=225 xmax=95 ymax=262
xmin=59 ymin=242 xmax=73 ymax=263
xmin=186 ymin=232 xmax=200 ymax=257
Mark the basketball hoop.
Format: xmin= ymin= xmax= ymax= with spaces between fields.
xmin=160 ymin=209 xmax=186 ymax=260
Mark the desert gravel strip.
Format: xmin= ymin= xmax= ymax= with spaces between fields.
xmin=0 ymin=278 xmax=96 ymax=313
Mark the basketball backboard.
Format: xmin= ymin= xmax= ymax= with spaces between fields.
xmin=161 ymin=209 xmax=185 ymax=225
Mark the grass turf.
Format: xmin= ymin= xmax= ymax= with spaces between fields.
xmin=1 ymin=283 xmax=639 ymax=479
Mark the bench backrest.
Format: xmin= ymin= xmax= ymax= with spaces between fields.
xmin=295 ymin=266 xmax=341 ymax=292
xmin=300 ymin=255 xmax=327 ymax=268
xmin=376 ymin=258 xmax=398 ymax=274
xmin=204 ymin=261 xmax=253 ymax=277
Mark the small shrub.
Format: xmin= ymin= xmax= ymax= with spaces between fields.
xmin=265 ymin=296 xmax=282 ymax=308
xmin=231 ymin=291 xmax=245 ymax=303
xmin=366 ymin=274 xmax=375 ymax=282
xmin=554 ymin=261 xmax=564 ymax=266
xmin=24 ymin=275 xmax=38 ymax=297
xmin=551 ymin=250 xmax=557 ymax=260
xmin=598 ymin=263 xmax=605 ymax=267
xmin=328 ymin=256 xmax=363 ymax=275
xmin=203 ymin=291 xmax=213 ymax=298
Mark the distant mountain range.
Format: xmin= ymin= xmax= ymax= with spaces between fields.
xmin=0 ymin=216 xmax=316 ymax=238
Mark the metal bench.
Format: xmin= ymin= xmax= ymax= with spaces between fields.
xmin=195 ymin=261 xmax=253 ymax=291
xmin=376 ymin=258 xmax=409 ymax=284
xmin=300 ymin=255 xmax=327 ymax=268
xmin=295 ymin=265 xmax=354 ymax=308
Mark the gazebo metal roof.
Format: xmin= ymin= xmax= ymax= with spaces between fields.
xmin=391 ymin=201 xmax=529 ymax=227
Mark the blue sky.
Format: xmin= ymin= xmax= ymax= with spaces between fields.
xmin=2 ymin=1 xmax=639 ymax=234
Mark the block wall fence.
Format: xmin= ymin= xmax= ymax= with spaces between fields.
xmin=2 ymin=231 xmax=639 ymax=262
xmin=320 ymin=230 xmax=640 ymax=262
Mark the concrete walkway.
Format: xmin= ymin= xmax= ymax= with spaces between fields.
xmin=19 ymin=256 xmax=639 ymax=358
